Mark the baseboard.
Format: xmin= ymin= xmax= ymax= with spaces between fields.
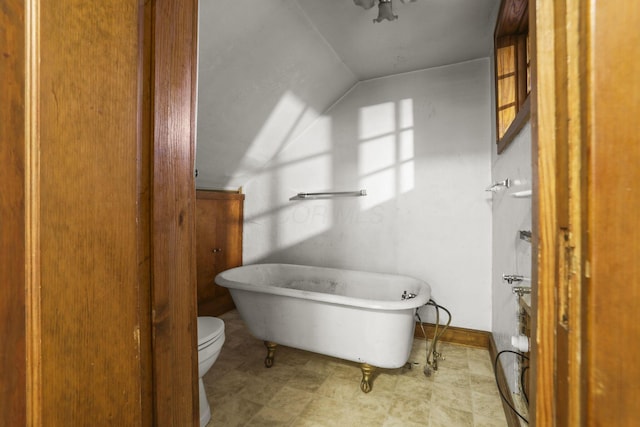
xmin=413 ymin=322 xmax=491 ymax=348
xmin=414 ymin=323 xmax=521 ymax=427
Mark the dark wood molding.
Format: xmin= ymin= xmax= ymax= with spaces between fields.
xmin=0 ymin=1 xmax=27 ymax=424
xmin=196 ymin=189 xmax=246 ymax=201
xmin=497 ymin=96 xmax=531 ymax=154
xmin=152 ymin=0 xmax=200 ymax=424
xmin=494 ymin=0 xmax=531 ymax=154
xmin=414 ymin=323 xmax=490 ymax=348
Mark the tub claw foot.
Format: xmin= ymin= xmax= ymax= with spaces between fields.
xmin=264 ymin=341 xmax=277 ymax=368
xmin=360 ymin=363 xmax=376 ymax=393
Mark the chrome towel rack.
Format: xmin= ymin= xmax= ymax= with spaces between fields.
xmin=289 ymin=190 xmax=367 ymax=201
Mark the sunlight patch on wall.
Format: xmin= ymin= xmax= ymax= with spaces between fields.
xmin=276 ymin=153 xmax=333 ymax=248
xmin=399 ymin=128 xmax=415 ymax=193
xmin=359 ymin=168 xmax=396 ymax=211
xmin=357 ymin=99 xmax=415 ymax=210
xmin=358 ymin=102 xmax=396 ymax=140
xmin=358 ymin=135 xmax=396 ymax=175
xmin=238 ymin=91 xmax=315 ymax=178
xmin=275 ymin=116 xmax=333 ymax=163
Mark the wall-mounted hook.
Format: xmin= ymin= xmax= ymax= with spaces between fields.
xmin=486 ymin=178 xmax=511 ymax=192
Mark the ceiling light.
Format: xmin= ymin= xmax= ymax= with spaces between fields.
xmin=354 ymin=0 xmax=417 ymax=23
xmin=374 ymin=0 xmax=397 ymax=22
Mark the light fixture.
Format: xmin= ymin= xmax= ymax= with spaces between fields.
xmin=374 ymin=0 xmax=397 ymax=22
xmin=354 ymin=0 xmax=417 ymax=23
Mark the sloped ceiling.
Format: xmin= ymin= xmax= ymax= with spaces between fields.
xmin=195 ymin=0 xmax=500 ymax=190
xmin=296 ymin=0 xmax=500 ymax=80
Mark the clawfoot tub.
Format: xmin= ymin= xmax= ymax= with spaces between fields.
xmin=215 ymin=263 xmax=431 ymax=392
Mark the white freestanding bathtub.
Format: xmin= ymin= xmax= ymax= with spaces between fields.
xmin=215 ymin=263 xmax=431 ymax=392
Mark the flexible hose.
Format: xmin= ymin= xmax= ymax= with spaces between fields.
xmin=416 ymin=299 xmax=452 ymax=375
xmin=494 ymin=350 xmax=529 ymax=424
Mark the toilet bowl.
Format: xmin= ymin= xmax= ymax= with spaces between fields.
xmin=197 ymin=316 xmax=225 ymax=426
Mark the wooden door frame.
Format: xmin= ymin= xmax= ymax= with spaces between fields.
xmin=1 ymin=0 xmax=200 ymax=425
xmin=151 ymin=0 xmax=200 ymax=424
xmin=531 ymin=1 xmax=640 ymax=426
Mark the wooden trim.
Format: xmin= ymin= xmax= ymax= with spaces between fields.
xmin=530 ymin=0 xmax=559 ymax=425
xmin=414 ymin=323 xmax=490 ymax=348
xmin=494 ymin=0 xmax=530 ymax=154
xmin=151 ymin=0 xmax=199 ymax=424
xmin=495 ymin=0 xmax=529 ymax=38
xmin=497 ymin=96 xmax=530 ymax=154
xmin=1 ymin=1 xmax=28 ymax=425
xmin=489 ymin=336 xmax=522 ymax=427
xmin=196 ymin=189 xmax=246 ymax=201
xmin=24 ymin=1 xmax=41 ymax=425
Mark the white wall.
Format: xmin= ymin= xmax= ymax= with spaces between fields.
xmin=490 ymin=121 xmax=532 ymax=392
xmin=243 ymin=59 xmax=493 ymax=331
xmin=196 ymin=0 xmax=357 ymax=190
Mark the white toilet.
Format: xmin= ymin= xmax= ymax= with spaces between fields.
xmin=197 ymin=316 xmax=225 ymax=426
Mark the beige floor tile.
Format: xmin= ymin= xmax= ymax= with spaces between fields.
xmin=237 ymin=374 xmax=287 ymax=406
xmin=393 ymin=374 xmax=433 ymax=401
xmin=388 ymin=396 xmax=431 ymax=425
xmin=430 ymin=404 xmax=474 ymax=427
xmin=472 ymin=391 xmax=508 ymax=420
xmin=246 ymin=405 xmax=296 ymax=426
xmin=473 ymin=414 xmax=509 ymax=427
xmin=265 ymin=385 xmax=314 ymax=414
xmin=468 ymin=355 xmax=495 ymax=378
xmin=285 ymin=367 xmax=328 ymax=393
xmin=469 ymin=372 xmax=501 ymax=397
xmin=430 ymin=382 xmax=473 ymax=410
xmin=317 ymin=375 xmax=361 ymax=400
xmin=370 ymin=369 xmax=401 ymax=391
xmin=206 ymin=310 xmax=511 ymax=427
xmin=431 ymin=366 xmax=471 ymax=388
xmin=382 ymin=415 xmax=426 ymax=427
xmin=209 ymin=396 xmax=262 ymax=427
xmin=297 ymin=395 xmax=349 ymax=424
xmin=351 ymin=388 xmax=396 ymax=418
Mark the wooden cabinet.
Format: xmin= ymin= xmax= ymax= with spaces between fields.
xmin=196 ymin=190 xmax=244 ymax=316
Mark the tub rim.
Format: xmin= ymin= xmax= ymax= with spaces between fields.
xmin=215 ymin=263 xmax=431 ymax=311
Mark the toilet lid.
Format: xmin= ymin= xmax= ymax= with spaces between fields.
xmin=197 ymin=317 xmax=224 ymax=347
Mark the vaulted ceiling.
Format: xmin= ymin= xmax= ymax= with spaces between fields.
xmin=195 ymin=0 xmax=500 ymax=190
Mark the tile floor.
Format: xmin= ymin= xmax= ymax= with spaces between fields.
xmin=204 ymin=310 xmax=509 ymax=426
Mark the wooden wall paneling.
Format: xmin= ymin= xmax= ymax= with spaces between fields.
xmin=588 ymin=2 xmax=640 ymax=425
xmin=196 ymin=191 xmax=244 ymax=316
xmin=0 ymin=1 xmax=27 ymax=425
xmin=34 ymin=0 xmax=152 ymax=424
xmin=152 ymin=0 xmax=200 ymax=424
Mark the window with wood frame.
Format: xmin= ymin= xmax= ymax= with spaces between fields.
xmin=494 ymin=0 xmax=530 ymax=153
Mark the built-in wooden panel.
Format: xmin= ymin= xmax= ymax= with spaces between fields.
xmin=0 ymin=1 xmax=27 ymax=425
xmin=588 ymin=1 xmax=640 ymax=425
xmin=3 ymin=0 xmax=199 ymax=425
xmin=196 ymin=191 xmax=244 ymax=316
xmin=35 ymin=1 xmax=153 ymax=424
xmin=152 ymin=0 xmax=200 ymax=424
